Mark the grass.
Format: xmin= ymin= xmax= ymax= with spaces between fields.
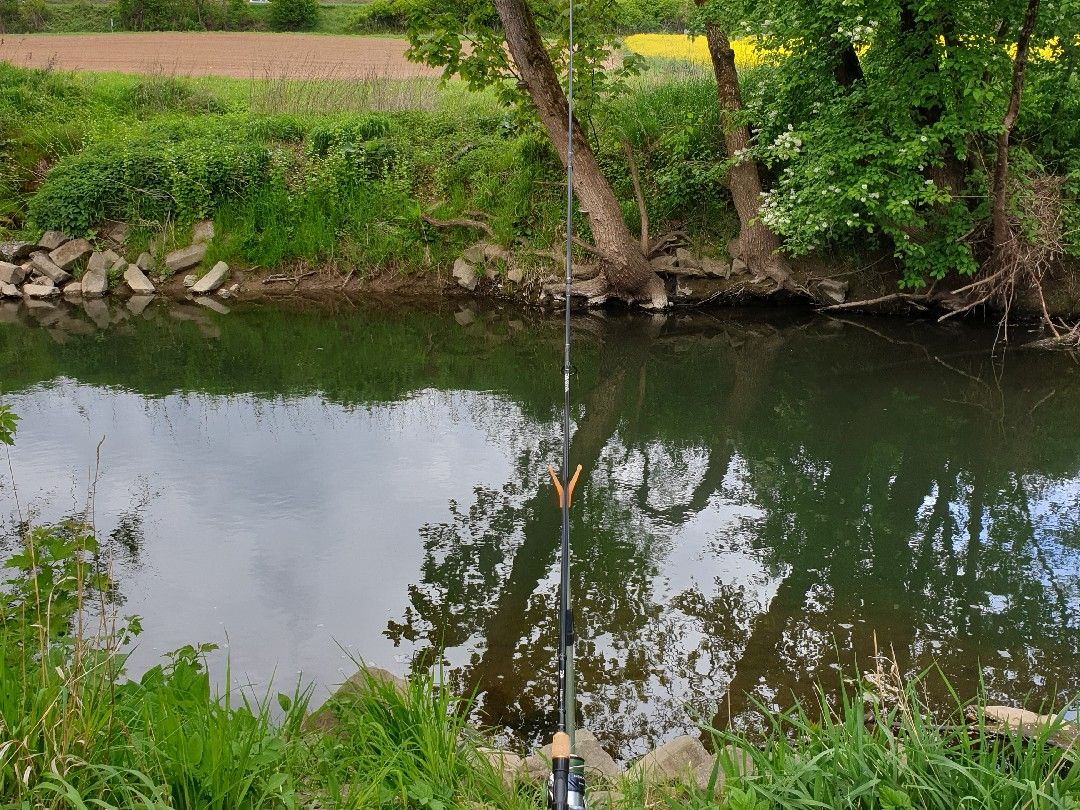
xmin=0 ymin=60 xmax=739 ymax=278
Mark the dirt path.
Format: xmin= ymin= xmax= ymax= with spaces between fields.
xmin=0 ymin=32 xmax=441 ymax=79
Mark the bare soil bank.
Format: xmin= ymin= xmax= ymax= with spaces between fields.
xmin=0 ymin=32 xmax=438 ymax=79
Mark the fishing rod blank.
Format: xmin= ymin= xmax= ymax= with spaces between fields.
xmin=547 ymin=0 xmax=586 ymax=804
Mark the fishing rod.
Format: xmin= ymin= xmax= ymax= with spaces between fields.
xmin=546 ymin=0 xmax=586 ymax=805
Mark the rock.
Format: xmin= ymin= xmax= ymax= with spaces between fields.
xmin=629 ymin=735 xmax=712 ymax=786
xmin=0 ymin=283 xmax=21 ymax=299
xmin=126 ymin=294 xmax=155 ymax=316
xmin=191 ymin=220 xmax=215 ymax=244
xmin=195 ymin=296 xmax=230 ymax=314
xmin=137 ymin=252 xmax=154 ymax=273
xmin=81 ymin=268 xmax=108 ymax=298
xmin=191 ymin=261 xmax=229 ymax=295
xmin=62 ymin=281 xmax=83 ymax=300
xmin=454 ymin=307 xmax=475 ymax=326
xmin=83 ymin=299 xmax=111 ymax=329
xmin=0 ymin=302 xmax=22 ymax=322
xmin=1 ymin=241 xmax=36 ymax=262
xmin=539 ymin=729 xmax=621 ymax=782
xmin=676 ymin=247 xmax=702 ymax=270
xmin=183 ymin=274 xmax=198 ymax=288
xmin=731 ymin=256 xmax=749 ymax=276
xmin=23 ymin=283 xmax=60 ymax=299
xmin=0 ymin=261 xmax=27 ymax=286
xmin=691 ymin=745 xmax=755 ymax=795
xmin=100 ymin=220 xmax=130 ymax=245
xmin=30 ymin=252 xmax=73 ymax=285
xmin=123 ymin=265 xmax=156 ymax=295
xmin=524 ymin=753 xmax=550 ymax=783
xmin=87 ymin=249 xmax=123 ymax=275
xmin=304 ymin=666 xmax=409 ymax=734
xmin=165 ymin=243 xmax=207 ymax=274
xmin=700 ymin=257 xmax=731 ymax=279
xmin=981 ymin=705 xmax=1078 ymax=747
xmin=452 ymin=258 xmax=479 ymax=291
xmin=815 ymin=277 xmax=849 ymax=305
xmin=49 ymin=238 xmax=93 ymax=272
xmin=37 ymin=230 xmax=70 ymax=251
xmin=483 ymin=243 xmax=509 ymax=263
xmin=477 ymin=748 xmax=526 ymax=788
xmin=506 ymin=265 xmax=524 ymax=284
xmin=650 ymin=254 xmax=679 ymax=273
xmin=588 ymin=790 xmax=623 ymax=808
xmin=228 ymin=283 xmax=240 ymax=294
xmin=217 ymin=289 xmax=232 ymax=299
xmin=462 ymin=242 xmax=487 ymax=264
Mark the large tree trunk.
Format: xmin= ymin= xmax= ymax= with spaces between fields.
xmin=493 ymin=0 xmax=667 ymax=308
xmin=991 ymin=0 xmax=1040 ymax=255
xmin=700 ymin=22 xmax=795 ymax=292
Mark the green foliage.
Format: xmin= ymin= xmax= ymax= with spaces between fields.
xmin=0 ymin=0 xmax=49 ymax=33
xmin=344 ymin=0 xmax=422 ymax=32
xmin=610 ymin=0 xmax=694 ymax=33
xmin=0 ymin=403 xmax=16 ymax=445
xmin=27 ymin=128 xmax=271 ymax=234
xmin=268 ymin=0 xmax=318 ymax=31
xmin=114 ymin=0 xmax=252 ymax=30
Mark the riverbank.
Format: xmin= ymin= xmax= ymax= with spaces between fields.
xmin=2 ymin=61 xmax=1079 ymax=328
xmin=2 ymin=509 xmax=1078 ymax=808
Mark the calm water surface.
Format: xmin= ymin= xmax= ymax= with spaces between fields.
xmin=2 ymin=298 xmax=1079 ymax=759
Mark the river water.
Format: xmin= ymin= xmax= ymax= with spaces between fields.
xmin=2 ymin=297 xmax=1079 ymax=759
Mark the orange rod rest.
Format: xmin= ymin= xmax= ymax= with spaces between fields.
xmin=565 ymin=464 xmax=582 ymax=508
xmin=547 ymin=464 xmax=584 ymax=509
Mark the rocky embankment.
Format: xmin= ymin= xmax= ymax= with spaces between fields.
xmin=0 ymin=221 xmax=238 ymax=311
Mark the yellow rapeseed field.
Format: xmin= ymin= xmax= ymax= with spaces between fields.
xmin=624 ymin=33 xmax=1071 ymax=69
xmin=623 ymin=34 xmax=767 ymax=68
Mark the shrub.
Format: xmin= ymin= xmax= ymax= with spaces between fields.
xmin=28 ymin=133 xmax=270 ymax=233
xmin=344 ymin=0 xmax=415 ymax=33
xmin=268 ymin=0 xmax=317 ymax=32
xmin=113 ymin=0 xmax=252 ymax=31
xmin=0 ymin=0 xmax=48 ymax=33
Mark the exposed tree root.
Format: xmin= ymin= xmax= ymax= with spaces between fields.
xmin=938 ymin=176 xmax=1066 ymax=344
xmin=421 ymin=214 xmax=495 ymax=239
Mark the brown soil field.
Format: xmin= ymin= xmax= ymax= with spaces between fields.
xmin=0 ymin=32 xmax=440 ymax=79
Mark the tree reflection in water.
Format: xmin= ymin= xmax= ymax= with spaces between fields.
xmin=387 ymin=313 xmax=1080 ymax=761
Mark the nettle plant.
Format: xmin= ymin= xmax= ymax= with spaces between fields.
xmin=721 ymin=0 xmax=1078 ymax=287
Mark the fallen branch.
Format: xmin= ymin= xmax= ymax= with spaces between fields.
xmin=421 ymin=214 xmax=495 ymax=238
xmin=340 ymin=267 xmax=356 ymax=291
xmin=263 ymin=270 xmax=316 ymax=285
xmin=820 ymin=292 xmax=932 ymax=312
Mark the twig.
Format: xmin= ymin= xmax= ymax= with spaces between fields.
xmin=340 ymin=267 xmax=356 ymax=291
xmin=263 ymin=271 xmax=316 ymax=285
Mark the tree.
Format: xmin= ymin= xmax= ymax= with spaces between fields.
xmin=695 ymin=3 xmax=794 ymax=290
xmin=407 ymin=0 xmax=667 ymax=307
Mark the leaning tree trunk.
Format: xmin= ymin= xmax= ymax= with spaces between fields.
xmin=991 ymin=0 xmax=1040 ymax=256
xmin=493 ymin=0 xmax=667 ymax=308
xmin=700 ymin=21 xmax=795 ymax=291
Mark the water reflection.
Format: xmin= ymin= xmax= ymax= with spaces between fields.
xmin=1 ymin=299 xmax=1079 ymax=760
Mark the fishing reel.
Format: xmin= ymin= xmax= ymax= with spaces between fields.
xmin=548 ymin=739 xmax=587 ymax=810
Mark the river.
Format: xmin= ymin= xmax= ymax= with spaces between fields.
xmin=2 ymin=297 xmax=1079 ymax=760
